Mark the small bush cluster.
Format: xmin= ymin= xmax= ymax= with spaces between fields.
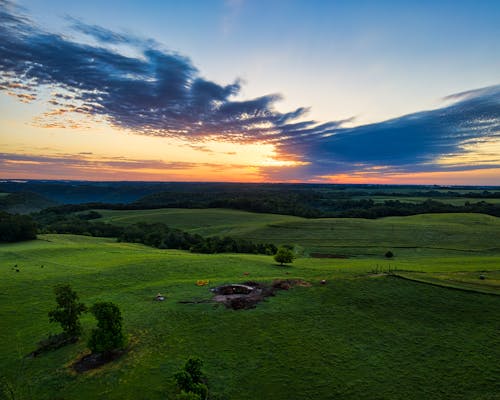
xmin=174 ymin=358 xmax=208 ymax=400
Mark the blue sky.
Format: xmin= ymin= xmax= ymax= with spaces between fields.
xmin=0 ymin=0 xmax=499 ymax=183
xmin=19 ymin=0 xmax=500 ymax=123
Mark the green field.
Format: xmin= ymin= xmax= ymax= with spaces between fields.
xmin=1 ymin=245 xmax=499 ymax=398
xmin=97 ymin=209 xmax=500 ymax=257
xmin=351 ymin=195 xmax=500 ymax=205
xmin=1 ymin=210 xmax=500 ymax=399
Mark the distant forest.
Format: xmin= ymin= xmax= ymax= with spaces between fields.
xmin=28 ymin=188 xmax=500 ymax=219
xmin=1 ymin=180 xmax=499 ymax=219
xmin=1 ymin=181 xmax=500 ymax=246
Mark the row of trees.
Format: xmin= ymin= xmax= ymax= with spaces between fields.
xmin=34 ymin=193 xmax=500 ymax=221
xmin=34 ymin=211 xmax=278 ymax=255
xmin=0 ymin=211 xmax=37 ymax=242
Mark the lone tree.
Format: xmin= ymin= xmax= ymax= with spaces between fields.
xmin=274 ymin=246 xmax=294 ymax=266
xmin=48 ymin=284 xmax=86 ymax=337
xmin=88 ymin=302 xmax=126 ymax=354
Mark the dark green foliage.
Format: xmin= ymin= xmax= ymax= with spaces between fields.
xmin=174 ymin=371 xmax=194 ymax=392
xmin=88 ymin=302 xmax=126 ymax=353
xmin=77 ymin=211 xmax=102 ymax=220
xmin=191 ymin=383 xmax=208 ymax=399
xmin=0 ymin=211 xmax=37 ymax=242
xmin=184 ymin=358 xmax=204 ymax=383
xmin=0 ymin=191 xmax=56 ymax=214
xmin=176 ymin=391 xmax=201 ymax=400
xmin=174 ymin=357 xmax=207 ymax=399
xmin=116 ymin=222 xmax=277 ymax=255
xmin=274 ymin=247 xmax=294 ymax=266
xmin=28 ymin=183 xmax=500 ymax=220
xmin=385 ymin=250 xmax=394 ymax=258
xmin=34 ymin=207 xmax=277 ymax=255
xmin=48 ymin=284 xmax=86 ymax=337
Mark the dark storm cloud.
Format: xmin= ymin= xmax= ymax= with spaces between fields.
xmin=0 ymin=1 xmax=309 ymax=141
xmin=1 ymin=0 xmax=499 ymax=180
xmin=270 ymin=85 xmax=500 ymax=178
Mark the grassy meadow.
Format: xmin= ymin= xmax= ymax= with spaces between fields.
xmin=97 ymin=209 xmax=500 ymax=257
xmin=1 ymin=209 xmax=499 ymax=399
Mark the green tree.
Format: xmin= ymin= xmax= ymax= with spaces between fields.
xmin=274 ymin=246 xmax=294 ymax=266
xmin=174 ymin=357 xmax=208 ymax=399
xmin=48 ymin=284 xmax=86 ymax=337
xmin=88 ymin=302 xmax=126 ymax=353
xmin=176 ymin=391 xmax=201 ymax=400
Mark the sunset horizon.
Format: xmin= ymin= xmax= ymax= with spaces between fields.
xmin=1 ymin=0 xmax=499 ymax=185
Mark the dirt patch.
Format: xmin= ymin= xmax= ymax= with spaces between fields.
xmin=73 ymin=350 xmax=126 ymax=373
xmin=28 ymin=334 xmax=78 ymax=358
xmin=212 ymin=280 xmax=311 ymax=310
xmin=310 ymin=253 xmax=348 ymax=259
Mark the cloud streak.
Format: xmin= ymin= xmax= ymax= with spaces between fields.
xmin=270 ymin=85 xmax=500 ymax=180
xmin=0 ymin=0 xmax=499 ymax=182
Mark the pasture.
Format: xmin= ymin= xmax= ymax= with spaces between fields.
xmin=97 ymin=209 xmax=500 ymax=257
xmin=1 ymin=217 xmax=499 ymax=399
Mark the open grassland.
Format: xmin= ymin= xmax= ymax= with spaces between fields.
xmin=97 ymin=208 xmax=303 ymax=236
xmin=1 ymin=234 xmax=499 ymax=400
xmin=351 ymin=195 xmax=500 ymax=205
xmin=97 ymin=209 xmax=500 ymax=257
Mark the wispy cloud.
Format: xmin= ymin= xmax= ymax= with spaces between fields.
xmin=0 ymin=0 xmax=499 ymax=182
xmin=0 ymin=152 xmax=260 ymax=181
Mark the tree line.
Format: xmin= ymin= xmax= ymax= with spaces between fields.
xmin=29 ymin=210 xmax=278 ymax=255
xmin=35 ymin=194 xmax=500 ymax=219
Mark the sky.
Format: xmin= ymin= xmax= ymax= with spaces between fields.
xmin=0 ymin=0 xmax=499 ymax=184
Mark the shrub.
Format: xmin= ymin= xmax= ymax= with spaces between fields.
xmin=385 ymin=250 xmax=394 ymax=258
xmin=176 ymin=391 xmax=201 ymax=400
xmin=174 ymin=357 xmax=207 ymax=399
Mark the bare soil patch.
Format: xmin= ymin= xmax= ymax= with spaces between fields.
xmin=211 ymin=279 xmax=311 ymax=310
xmin=73 ymin=350 xmax=126 ymax=373
xmin=28 ymin=333 xmax=78 ymax=358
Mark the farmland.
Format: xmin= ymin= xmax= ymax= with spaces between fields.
xmin=1 ymin=208 xmax=499 ymax=399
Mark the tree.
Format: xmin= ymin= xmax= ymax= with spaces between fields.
xmin=88 ymin=302 xmax=126 ymax=353
xmin=48 ymin=284 xmax=86 ymax=337
xmin=385 ymin=250 xmax=394 ymax=258
xmin=274 ymin=246 xmax=294 ymax=266
xmin=174 ymin=357 xmax=208 ymax=400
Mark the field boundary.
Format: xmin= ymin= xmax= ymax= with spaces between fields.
xmin=388 ymin=273 xmax=500 ymax=296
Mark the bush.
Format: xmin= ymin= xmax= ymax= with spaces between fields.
xmin=48 ymin=284 xmax=87 ymax=337
xmin=174 ymin=357 xmax=207 ymax=399
xmin=176 ymin=391 xmax=201 ymax=400
xmin=88 ymin=302 xmax=126 ymax=353
xmin=385 ymin=250 xmax=394 ymax=258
